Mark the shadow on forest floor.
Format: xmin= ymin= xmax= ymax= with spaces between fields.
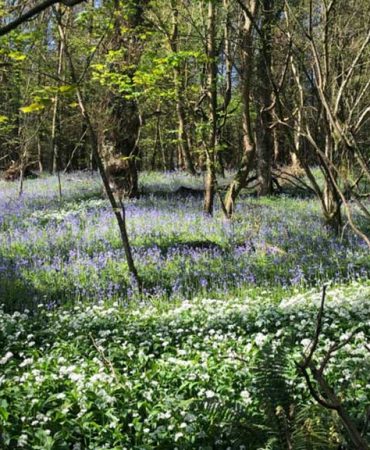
xmin=0 ymin=254 xmax=75 ymax=314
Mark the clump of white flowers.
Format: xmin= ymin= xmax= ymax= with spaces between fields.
xmin=0 ymin=281 xmax=369 ymax=448
xmin=0 ymin=352 xmax=13 ymax=365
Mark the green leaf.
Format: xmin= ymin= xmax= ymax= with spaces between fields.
xmin=59 ymin=85 xmax=76 ymax=94
xmin=8 ymin=51 xmax=26 ymax=61
xmin=0 ymin=400 xmax=9 ymax=421
xmin=0 ymin=115 xmax=9 ymax=123
xmin=20 ymin=103 xmax=45 ymax=113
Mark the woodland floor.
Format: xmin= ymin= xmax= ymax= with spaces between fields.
xmin=0 ymin=171 xmax=369 ymax=449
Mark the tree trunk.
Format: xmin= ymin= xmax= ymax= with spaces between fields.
xmin=224 ymin=0 xmax=257 ymax=217
xmin=323 ymin=136 xmax=342 ymax=234
xmin=170 ymin=2 xmax=196 ymax=175
xmin=176 ymin=92 xmax=195 ymax=174
xmin=324 ymin=184 xmax=342 ymax=234
xmin=37 ymin=132 xmax=43 ymax=173
xmin=203 ymin=0 xmax=218 ymax=215
xmin=51 ymin=23 xmax=64 ymax=199
xmin=54 ymin=9 xmax=141 ymax=290
xmin=256 ymin=0 xmax=274 ymax=196
xmin=108 ymin=97 xmax=140 ymax=198
xmin=204 ymin=155 xmax=216 ymax=214
xmin=105 ymin=0 xmax=149 ymax=199
xmin=215 ymin=0 xmax=233 ymax=179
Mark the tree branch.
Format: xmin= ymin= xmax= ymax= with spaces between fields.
xmin=0 ymin=0 xmax=86 ymax=37
xmin=301 ymin=285 xmax=327 ymax=369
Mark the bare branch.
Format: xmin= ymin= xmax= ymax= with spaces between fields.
xmin=298 ymin=364 xmax=338 ymax=410
xmin=304 ymin=128 xmax=370 ymax=248
xmin=301 ymin=285 xmax=327 ymax=369
xmin=297 ymin=288 xmax=370 ymax=449
xmin=0 ymin=0 xmax=86 ymax=37
xmin=89 ymin=333 xmax=120 ymax=383
xmin=334 ymin=29 xmax=370 ymax=116
xmin=318 ymin=329 xmax=360 ymax=375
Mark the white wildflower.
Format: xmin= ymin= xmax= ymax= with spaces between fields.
xmin=17 ymin=434 xmax=28 ymax=447
xmin=174 ymin=432 xmax=183 ymax=441
xmin=55 ymin=393 xmax=66 ymax=400
xmin=205 ymin=390 xmax=216 ymax=399
xmin=69 ymin=372 xmax=83 ymax=382
xmin=240 ymin=390 xmax=252 ymax=405
xmin=0 ymin=351 xmax=13 ymax=365
xmin=301 ymin=338 xmax=312 ymax=348
xmin=19 ymin=357 xmax=33 ymax=368
xmin=254 ymin=332 xmax=267 ymax=348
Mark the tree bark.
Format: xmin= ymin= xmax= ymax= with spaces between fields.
xmin=51 ymin=24 xmax=64 ymax=199
xmin=54 ymin=7 xmax=141 ymax=290
xmin=203 ymin=0 xmax=218 ymax=215
xmin=256 ymin=0 xmax=274 ymax=196
xmin=170 ymin=2 xmax=196 ymax=175
xmin=104 ymin=0 xmax=149 ymax=199
xmin=108 ymin=97 xmax=140 ymax=199
xmin=224 ymin=0 xmax=257 ymax=217
xmin=322 ymin=135 xmax=342 ymax=233
xmin=0 ymin=0 xmax=85 ymax=36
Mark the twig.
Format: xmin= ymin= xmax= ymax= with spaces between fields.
xmin=297 ymin=363 xmax=338 ymax=409
xmin=89 ymin=332 xmax=120 ymax=383
xmin=301 ymin=285 xmax=327 ymax=368
xmin=318 ymin=328 xmax=360 ymax=375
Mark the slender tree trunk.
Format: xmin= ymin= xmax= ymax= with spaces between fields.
xmin=18 ymin=146 xmax=26 ymax=197
xmin=289 ymin=48 xmax=303 ymax=170
xmin=224 ymin=0 xmax=257 ymax=216
xmin=51 ymin=24 xmax=64 ymax=199
xmin=323 ymin=135 xmax=342 ymax=233
xmin=203 ymin=0 xmax=218 ymax=215
xmin=158 ymin=122 xmax=167 ymax=171
xmin=169 ymin=2 xmax=196 ymax=175
xmin=36 ymin=63 xmax=44 ymax=173
xmin=150 ymin=115 xmax=161 ymax=170
xmin=168 ymin=144 xmax=175 ymax=171
xmin=54 ymin=8 xmax=141 ymax=290
xmin=18 ymin=76 xmax=32 ymax=197
xmin=175 ymin=89 xmax=195 ymax=174
xmin=37 ymin=133 xmax=43 ymax=173
xmin=256 ymin=0 xmax=274 ymax=196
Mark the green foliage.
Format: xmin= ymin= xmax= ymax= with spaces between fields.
xmin=92 ymin=49 xmax=205 ymax=101
xmin=0 ymin=173 xmax=369 ymax=448
xmin=19 ymin=85 xmax=77 ymax=114
xmin=0 ymin=283 xmax=369 ymax=448
xmin=20 ymin=102 xmax=47 ymax=113
xmin=7 ymin=50 xmax=27 ymax=61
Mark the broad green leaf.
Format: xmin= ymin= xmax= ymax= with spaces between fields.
xmin=0 ymin=400 xmax=9 ymax=421
xmin=8 ymin=51 xmax=26 ymax=61
xmin=20 ymin=103 xmax=45 ymax=113
xmin=59 ymin=85 xmax=76 ymax=94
